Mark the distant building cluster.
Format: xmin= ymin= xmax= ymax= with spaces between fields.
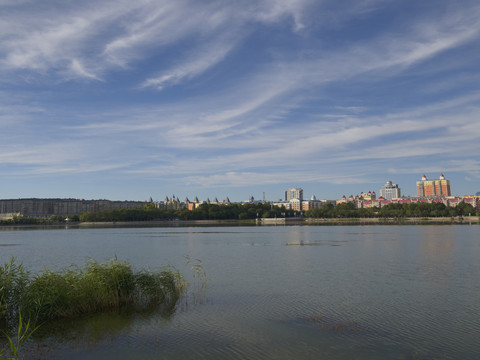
xmin=0 ymin=198 xmax=148 ymax=218
xmin=0 ymin=173 xmax=478 ymax=219
xmin=285 ymin=188 xmax=303 ymax=202
xmin=416 ymin=174 xmax=451 ymax=197
xmin=338 ymin=174 xmax=478 ymax=210
xmin=271 ymin=188 xmax=335 ymax=212
xmin=154 ymin=195 xmax=233 ymax=210
xmin=337 ymin=191 xmax=377 ymax=205
xmin=350 ymin=195 xmax=478 ymax=209
xmin=380 ymin=180 xmax=401 ymax=200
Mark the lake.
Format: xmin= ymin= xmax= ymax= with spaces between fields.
xmin=1 ymin=224 xmax=479 ymax=359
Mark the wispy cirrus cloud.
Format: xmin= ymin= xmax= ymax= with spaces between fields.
xmin=54 ymin=88 xmax=480 ymax=188
xmin=1 ymin=0 xmax=480 ymax=199
xmin=141 ymin=36 xmax=237 ymax=90
xmin=0 ymin=0 xmax=314 ymax=83
xmin=0 ymin=1 xmax=128 ymax=79
xmin=184 ymin=171 xmax=371 ymax=188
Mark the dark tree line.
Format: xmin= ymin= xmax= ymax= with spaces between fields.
xmin=78 ymin=203 xmax=296 ymax=222
xmin=305 ymin=201 xmax=478 ymax=218
xmin=1 ymin=201 xmax=477 ymax=225
xmin=0 ymin=215 xmax=81 ymax=225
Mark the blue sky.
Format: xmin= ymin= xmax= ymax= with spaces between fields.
xmin=1 ymin=0 xmax=480 ymax=202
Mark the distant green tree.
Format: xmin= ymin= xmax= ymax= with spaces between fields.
xmin=454 ymin=202 xmax=476 ymax=216
xmin=144 ymin=203 xmax=155 ymax=210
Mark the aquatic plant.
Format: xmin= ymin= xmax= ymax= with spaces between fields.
xmin=182 ymin=256 xmax=207 ymax=306
xmin=1 ymin=258 xmax=185 ymax=325
xmin=0 ymin=258 xmax=29 ymax=323
xmin=0 ymin=313 xmax=40 ymax=360
xmin=134 ymin=266 xmax=185 ymax=306
xmin=184 ymin=256 xmax=207 ymax=290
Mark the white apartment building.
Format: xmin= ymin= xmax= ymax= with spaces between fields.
xmin=285 ymin=188 xmax=303 ymax=202
xmin=379 ymin=180 xmax=401 ymax=200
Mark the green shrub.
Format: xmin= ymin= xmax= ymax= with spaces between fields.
xmin=1 ymin=258 xmax=185 ymax=325
xmin=0 ymin=258 xmax=29 ymax=323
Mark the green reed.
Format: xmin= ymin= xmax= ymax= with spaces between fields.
xmin=1 ymin=258 xmax=29 ymax=324
xmin=1 ymin=257 xmax=185 ymax=325
xmin=1 ymin=312 xmax=40 ymax=360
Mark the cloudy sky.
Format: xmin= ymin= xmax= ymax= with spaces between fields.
xmin=1 ymin=0 xmax=480 ymax=201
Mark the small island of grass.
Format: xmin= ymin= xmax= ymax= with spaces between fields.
xmin=0 ymin=257 xmax=185 ymax=326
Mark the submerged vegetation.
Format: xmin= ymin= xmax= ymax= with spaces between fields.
xmin=0 ymin=258 xmax=184 ymax=359
xmin=0 ymin=257 xmax=185 ymax=326
xmin=1 ymin=257 xmax=207 ymax=359
xmin=0 ymin=313 xmax=39 ymax=360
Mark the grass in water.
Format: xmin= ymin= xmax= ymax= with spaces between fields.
xmin=0 ymin=313 xmax=40 ymax=360
xmin=0 ymin=258 xmax=29 ymax=325
xmin=1 ymin=257 xmax=185 ymax=325
xmin=1 ymin=257 xmax=187 ymax=358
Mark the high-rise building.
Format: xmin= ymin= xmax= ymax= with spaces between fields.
xmin=380 ymin=180 xmax=401 ymax=200
xmin=416 ymin=174 xmax=451 ymax=197
xmin=285 ymin=188 xmax=303 ymax=202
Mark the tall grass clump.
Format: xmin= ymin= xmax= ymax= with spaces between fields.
xmin=0 ymin=258 xmax=29 ymax=324
xmin=1 ymin=312 xmax=40 ymax=360
xmin=1 ymin=258 xmax=185 ymax=325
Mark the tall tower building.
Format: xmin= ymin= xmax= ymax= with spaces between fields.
xmin=416 ymin=174 xmax=451 ymax=197
xmin=285 ymin=188 xmax=303 ymax=202
xmin=437 ymin=173 xmax=451 ymax=196
xmin=380 ymin=180 xmax=401 ymax=200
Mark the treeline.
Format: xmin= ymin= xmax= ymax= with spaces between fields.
xmin=0 ymin=215 xmax=80 ymax=226
xmin=305 ymin=202 xmax=478 ymax=218
xmin=79 ymin=203 xmax=296 ymax=222
xmin=1 ymin=201 xmax=477 ymax=225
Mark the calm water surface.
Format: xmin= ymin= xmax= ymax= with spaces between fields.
xmin=1 ymin=225 xmax=479 ymax=359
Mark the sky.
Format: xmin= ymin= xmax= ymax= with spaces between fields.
xmin=1 ymin=0 xmax=480 ymax=202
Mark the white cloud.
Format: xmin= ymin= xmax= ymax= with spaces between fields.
xmin=1 ymin=0 xmax=480 ymax=198
xmin=184 ymin=171 xmax=370 ymax=188
xmin=0 ymin=0 xmax=316 ymax=82
xmin=69 ymin=59 xmax=103 ymax=80
xmin=252 ymin=0 xmax=312 ymax=31
xmin=141 ymin=37 xmax=236 ymax=90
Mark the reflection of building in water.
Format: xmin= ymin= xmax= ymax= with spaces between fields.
xmin=417 ymin=174 xmax=451 ymax=197
xmin=419 ymin=227 xmax=454 ymax=265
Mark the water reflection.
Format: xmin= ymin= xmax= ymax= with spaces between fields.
xmin=419 ymin=226 xmax=455 ymax=259
xmin=19 ymin=301 xmax=181 ymax=359
xmin=0 ymin=225 xmax=479 ymax=359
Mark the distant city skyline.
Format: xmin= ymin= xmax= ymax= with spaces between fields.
xmin=0 ymin=172 xmax=476 ymax=203
xmin=1 ymin=1 xmax=480 ymax=201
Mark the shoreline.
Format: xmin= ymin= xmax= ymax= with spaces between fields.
xmin=0 ymin=216 xmax=479 ymax=229
xmin=303 ymin=216 xmax=480 ymax=225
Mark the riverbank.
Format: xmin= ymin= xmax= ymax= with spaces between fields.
xmin=78 ymin=219 xmax=257 ymax=227
xmin=303 ymin=216 xmax=480 ymax=225
xmin=1 ymin=216 xmax=479 ymax=229
xmin=260 ymin=216 xmax=480 ymax=225
xmin=0 ymin=219 xmax=257 ymax=229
